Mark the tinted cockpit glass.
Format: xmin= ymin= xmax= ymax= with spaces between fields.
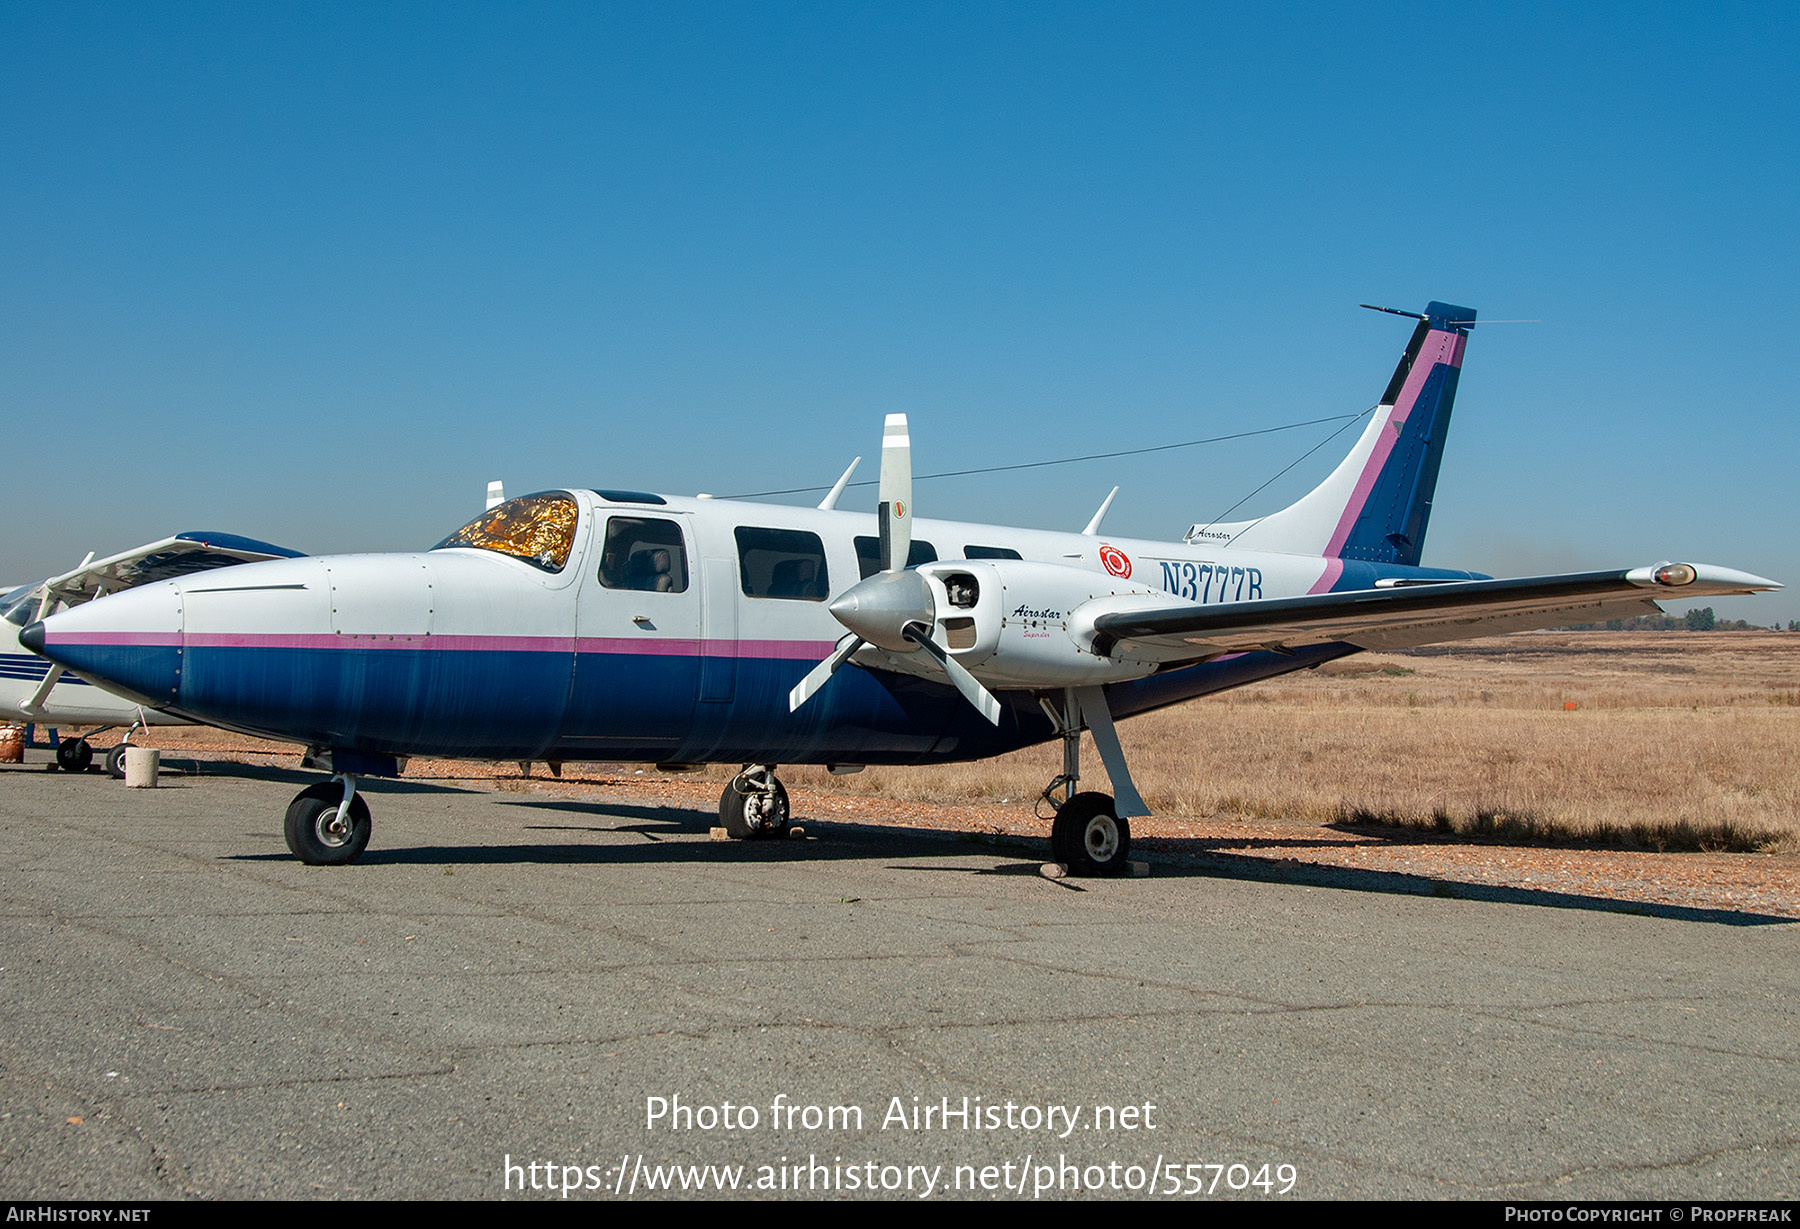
xmin=432 ymin=493 xmax=579 ymax=572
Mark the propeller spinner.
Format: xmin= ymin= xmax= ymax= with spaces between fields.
xmin=788 ymin=415 xmax=1003 ymax=725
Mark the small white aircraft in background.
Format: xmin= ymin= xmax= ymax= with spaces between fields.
xmin=22 ymin=302 xmax=1780 ymax=870
xmin=2 ymin=533 xmax=304 ymax=774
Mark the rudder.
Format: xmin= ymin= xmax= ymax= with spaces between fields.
xmin=1187 ymin=301 xmax=1477 ymax=567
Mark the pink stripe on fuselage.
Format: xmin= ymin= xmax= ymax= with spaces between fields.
xmin=50 ymin=630 xmax=839 ymax=660
xmin=1321 ymin=328 xmax=1465 ymax=560
xmin=1307 ymin=557 xmax=1344 ymax=595
xmin=180 ymin=632 xmax=579 ymax=652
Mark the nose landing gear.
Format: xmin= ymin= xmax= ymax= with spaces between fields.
xmin=284 ymin=776 xmax=372 ymax=865
xmin=104 ymin=718 xmax=146 ymax=780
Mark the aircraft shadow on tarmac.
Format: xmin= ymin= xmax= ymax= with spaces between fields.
xmin=1164 ymin=847 xmax=1794 ymax=927
xmin=204 ymin=779 xmax=1800 ymax=928
xmin=135 ymin=758 xmax=496 ymax=797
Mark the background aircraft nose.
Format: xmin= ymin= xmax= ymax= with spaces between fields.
xmin=19 ymin=620 xmax=45 ymax=654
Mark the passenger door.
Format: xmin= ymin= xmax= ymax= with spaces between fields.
xmin=562 ymin=512 xmax=701 ymax=756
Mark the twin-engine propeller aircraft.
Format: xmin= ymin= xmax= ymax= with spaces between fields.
xmin=3 ymin=533 xmax=304 ymax=774
xmin=21 ymin=302 xmax=1779 ymax=872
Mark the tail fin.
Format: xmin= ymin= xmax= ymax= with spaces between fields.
xmin=1188 ymin=301 xmax=1476 ymax=567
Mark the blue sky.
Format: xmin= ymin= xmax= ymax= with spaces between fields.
xmin=4 ymin=2 xmax=1795 ymax=622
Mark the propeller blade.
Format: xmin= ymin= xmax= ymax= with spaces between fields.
xmin=905 ymin=627 xmax=1003 ymax=726
xmin=788 ymin=635 xmax=865 ymax=712
xmin=878 ymin=413 xmax=912 ymax=572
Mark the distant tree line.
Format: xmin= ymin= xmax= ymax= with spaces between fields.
xmin=1557 ymin=608 xmax=1797 ymax=632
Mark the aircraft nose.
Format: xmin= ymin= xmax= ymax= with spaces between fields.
xmin=29 ymin=585 xmax=185 ymax=707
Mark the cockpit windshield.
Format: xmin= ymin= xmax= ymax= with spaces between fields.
xmin=1 ymin=584 xmax=42 ymax=628
xmin=432 ymin=492 xmax=579 ymax=572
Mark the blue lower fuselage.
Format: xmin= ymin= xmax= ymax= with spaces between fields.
xmin=47 ymin=636 xmax=1359 ymax=766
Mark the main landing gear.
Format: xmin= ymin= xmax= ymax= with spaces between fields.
xmin=284 ymin=775 xmax=372 ymax=865
xmin=719 ymin=765 xmax=790 ymax=840
xmin=42 ymin=718 xmax=143 ymax=776
xmin=54 ymin=737 xmax=93 ymax=773
xmin=1038 ymin=686 xmax=1150 ymax=877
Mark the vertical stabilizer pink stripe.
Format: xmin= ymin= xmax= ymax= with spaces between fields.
xmin=1322 ymin=329 xmax=1465 ymax=559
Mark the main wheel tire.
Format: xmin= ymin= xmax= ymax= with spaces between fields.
xmin=718 ymin=775 xmax=790 ymax=840
xmin=1051 ymin=791 xmax=1130 ymax=877
xmin=104 ymin=743 xmax=130 ymax=780
xmin=55 ymin=738 xmax=93 ymax=773
xmin=283 ymin=782 xmax=372 ymax=866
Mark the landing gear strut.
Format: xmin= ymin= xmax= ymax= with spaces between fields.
xmin=1038 ymin=686 xmax=1148 ymax=877
xmin=719 ymin=765 xmax=789 ymax=840
xmin=283 ymin=775 xmax=372 ymax=865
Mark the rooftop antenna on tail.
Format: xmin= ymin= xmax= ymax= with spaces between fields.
xmin=1362 ymin=303 xmax=1538 ymax=325
xmin=1359 ymin=303 xmax=1426 ymax=320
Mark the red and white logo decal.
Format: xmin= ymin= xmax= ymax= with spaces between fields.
xmin=1099 ymin=544 xmax=1131 ymax=578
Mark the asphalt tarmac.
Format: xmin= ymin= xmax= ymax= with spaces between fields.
xmin=1 ymin=761 xmax=1795 ymax=1200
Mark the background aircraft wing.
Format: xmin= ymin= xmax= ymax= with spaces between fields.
xmin=1090 ymin=563 xmax=1782 ymax=662
xmin=35 ymin=532 xmax=306 ymax=612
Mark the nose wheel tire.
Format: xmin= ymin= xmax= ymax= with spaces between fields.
xmin=719 ymin=772 xmax=790 ymax=840
xmin=1051 ymin=791 xmax=1130 ymax=877
xmin=284 ymin=782 xmax=372 ymax=865
xmin=104 ymin=743 xmax=130 ymax=780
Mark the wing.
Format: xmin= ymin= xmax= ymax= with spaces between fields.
xmin=6 ymin=532 xmax=305 ymax=719
xmin=33 ymin=532 xmax=306 ymax=614
xmin=1089 ymin=563 xmax=1782 ymax=662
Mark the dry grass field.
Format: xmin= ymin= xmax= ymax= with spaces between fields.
xmin=779 ymin=631 xmax=1800 ymax=854
xmin=88 ymin=630 xmax=1800 ymax=861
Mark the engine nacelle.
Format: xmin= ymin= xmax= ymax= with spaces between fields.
xmin=910 ymin=560 xmax=1176 ymax=689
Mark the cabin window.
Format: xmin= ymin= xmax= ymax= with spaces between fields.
xmin=963 ymin=545 xmax=1022 ymax=560
xmin=853 ymin=536 xmax=937 ymax=580
xmin=736 ymin=527 xmax=829 ymax=601
xmin=433 ymin=492 xmax=578 ymax=573
xmin=599 ymin=518 xmax=689 ymax=593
